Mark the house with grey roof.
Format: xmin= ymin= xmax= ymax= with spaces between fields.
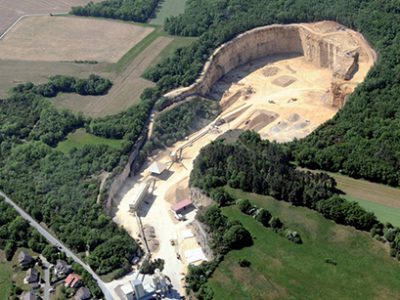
xmin=74 ymin=287 xmax=91 ymax=300
xmin=24 ymin=268 xmax=39 ymax=284
xmin=18 ymin=251 xmax=32 ymax=269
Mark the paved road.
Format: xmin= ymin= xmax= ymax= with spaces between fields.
xmin=0 ymin=191 xmax=114 ymax=300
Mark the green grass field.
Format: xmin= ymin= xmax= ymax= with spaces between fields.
xmin=343 ymin=195 xmax=400 ymax=226
xmin=207 ymin=188 xmax=400 ymax=300
xmin=149 ymin=0 xmax=188 ymax=25
xmin=56 ymin=129 xmax=125 ymax=154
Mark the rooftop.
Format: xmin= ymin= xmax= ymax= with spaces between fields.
xmin=171 ymin=199 xmax=193 ymax=212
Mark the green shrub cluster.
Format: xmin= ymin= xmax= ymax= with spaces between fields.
xmin=12 ymin=74 xmax=112 ymax=98
xmin=237 ymin=199 xmax=302 ymax=244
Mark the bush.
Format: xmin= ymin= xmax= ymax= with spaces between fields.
xmin=238 ymin=259 xmax=251 ymax=268
xmin=140 ymin=258 xmax=165 ymax=275
xmin=223 ymin=225 xmax=253 ymax=249
xmin=210 ymin=187 xmax=232 ymax=207
xmin=285 ymin=230 xmax=302 ymax=244
xmin=237 ymin=199 xmax=252 ymax=214
xmin=269 ymin=217 xmax=283 ymax=231
xmin=254 ymin=208 xmax=272 ymax=227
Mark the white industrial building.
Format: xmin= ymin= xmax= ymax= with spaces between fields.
xmin=129 ymin=181 xmax=150 ymax=212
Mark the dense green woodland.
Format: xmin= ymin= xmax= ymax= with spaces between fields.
xmin=71 ymin=0 xmax=160 ymax=22
xmin=144 ymin=0 xmax=400 ymax=185
xmin=191 ymin=131 xmax=378 ymax=231
xmin=0 ymin=89 xmax=141 ymax=277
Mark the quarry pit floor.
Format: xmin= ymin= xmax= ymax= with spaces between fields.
xmin=112 ymin=23 xmax=375 ymax=295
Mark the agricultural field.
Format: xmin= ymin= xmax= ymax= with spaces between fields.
xmin=0 ymin=12 xmax=197 ymax=117
xmin=0 ymin=16 xmax=154 ymax=62
xmin=150 ymin=0 xmax=188 ymax=25
xmin=52 ymin=35 xmax=173 ymax=117
xmin=208 ymin=188 xmax=400 ymax=300
xmin=0 ymin=0 xmax=100 ymax=36
xmin=56 ymin=129 xmax=126 ymax=154
xmin=0 ymin=60 xmax=111 ymax=98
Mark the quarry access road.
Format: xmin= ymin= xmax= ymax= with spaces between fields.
xmin=0 ymin=191 xmax=114 ymax=300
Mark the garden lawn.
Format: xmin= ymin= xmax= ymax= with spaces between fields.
xmin=207 ymin=188 xmax=400 ymax=300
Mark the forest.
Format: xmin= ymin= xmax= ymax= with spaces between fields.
xmin=71 ymin=0 xmax=160 ymax=23
xmin=0 ymin=88 xmax=141 ymax=277
xmin=190 ymin=131 xmax=377 ymax=231
xmin=144 ymin=0 xmax=400 ymax=186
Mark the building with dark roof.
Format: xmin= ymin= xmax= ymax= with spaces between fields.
xmin=24 ymin=268 xmax=39 ymax=284
xmin=18 ymin=251 xmax=32 ymax=269
xmin=74 ymin=287 xmax=91 ymax=300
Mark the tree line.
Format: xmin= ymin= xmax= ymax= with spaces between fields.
xmin=190 ymin=131 xmax=378 ymax=231
xmin=71 ymin=0 xmax=160 ymax=23
xmin=12 ymin=74 xmax=112 ymax=98
xmin=144 ymin=0 xmax=400 ymax=186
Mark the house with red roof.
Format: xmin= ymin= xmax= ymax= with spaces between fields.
xmin=65 ymin=273 xmax=82 ymax=288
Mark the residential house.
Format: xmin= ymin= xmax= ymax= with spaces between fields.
xmin=65 ymin=273 xmax=82 ymax=288
xmin=24 ymin=268 xmax=39 ymax=284
xmin=74 ymin=287 xmax=91 ymax=300
xmin=18 ymin=251 xmax=32 ymax=269
xmin=54 ymin=259 xmax=71 ymax=277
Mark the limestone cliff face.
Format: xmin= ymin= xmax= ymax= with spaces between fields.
xmin=165 ymin=22 xmax=367 ymax=104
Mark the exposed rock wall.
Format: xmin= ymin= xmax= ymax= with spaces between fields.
xmin=164 ymin=23 xmax=360 ymax=102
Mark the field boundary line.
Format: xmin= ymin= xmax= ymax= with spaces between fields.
xmin=0 ymin=13 xmax=68 ymax=41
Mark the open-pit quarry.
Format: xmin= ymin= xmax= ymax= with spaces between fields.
xmin=111 ymin=21 xmax=375 ymax=297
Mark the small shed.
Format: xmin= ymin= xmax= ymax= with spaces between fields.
xmin=148 ymin=161 xmax=167 ymax=175
xmin=171 ymin=199 xmax=193 ymax=214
